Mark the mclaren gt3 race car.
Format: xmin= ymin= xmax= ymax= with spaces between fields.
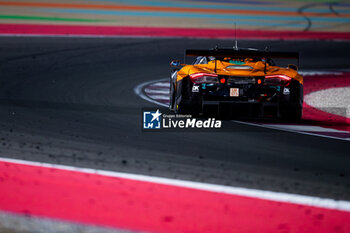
xmin=169 ymin=47 xmax=303 ymax=121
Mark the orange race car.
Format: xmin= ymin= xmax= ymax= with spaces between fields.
xmin=169 ymin=47 xmax=303 ymax=121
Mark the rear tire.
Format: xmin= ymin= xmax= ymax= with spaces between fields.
xmin=280 ymin=81 xmax=303 ymax=122
xmin=169 ymin=83 xmax=176 ymax=111
xmin=280 ymin=105 xmax=302 ymax=122
xmin=175 ymin=103 xmax=201 ymax=117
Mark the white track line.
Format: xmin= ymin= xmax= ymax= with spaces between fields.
xmin=133 ymin=79 xmax=168 ymax=107
xmin=261 ymin=124 xmax=349 ymax=133
xmin=234 ymin=120 xmax=350 ymax=141
xmin=144 ymin=89 xmax=169 ymax=94
xmin=298 ymin=71 xmax=343 ymax=76
xmin=147 ymin=95 xmax=169 ymax=100
xmin=1 ymin=157 xmax=350 ymax=212
xmin=148 ymin=82 xmax=169 ymax=87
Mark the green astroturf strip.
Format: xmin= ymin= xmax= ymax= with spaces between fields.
xmin=0 ymin=15 xmax=108 ymax=22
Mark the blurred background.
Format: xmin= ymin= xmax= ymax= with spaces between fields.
xmin=0 ymin=0 xmax=349 ymax=34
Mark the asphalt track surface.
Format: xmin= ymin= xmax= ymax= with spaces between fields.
xmin=0 ymin=36 xmax=350 ymax=202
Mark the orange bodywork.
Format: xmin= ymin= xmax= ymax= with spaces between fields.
xmin=176 ymin=59 xmax=303 ymax=85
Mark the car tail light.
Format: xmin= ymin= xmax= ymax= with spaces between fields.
xmin=189 ymin=73 xmax=218 ymax=84
xmin=264 ymin=74 xmax=292 ymax=86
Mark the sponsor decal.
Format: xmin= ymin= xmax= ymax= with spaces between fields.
xmin=229 ymin=60 xmax=245 ymax=65
xmin=192 ymin=85 xmax=199 ymax=92
xmin=143 ymin=109 xmax=221 ymax=130
xmin=283 ymin=87 xmax=290 ymax=95
xmin=230 ymin=88 xmax=239 ymax=97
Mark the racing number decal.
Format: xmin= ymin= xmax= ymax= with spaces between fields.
xmin=230 ymin=88 xmax=239 ymax=97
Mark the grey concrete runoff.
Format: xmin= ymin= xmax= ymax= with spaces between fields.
xmin=0 ymin=211 xmax=140 ymax=233
xmin=305 ymin=87 xmax=350 ymax=118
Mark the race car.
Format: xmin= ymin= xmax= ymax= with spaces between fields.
xmin=169 ymin=47 xmax=303 ymax=121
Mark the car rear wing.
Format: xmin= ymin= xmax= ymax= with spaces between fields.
xmin=185 ymin=49 xmax=299 ymax=60
xmin=185 ymin=49 xmax=300 ymax=72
